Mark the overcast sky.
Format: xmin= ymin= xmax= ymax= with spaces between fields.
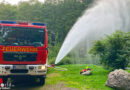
xmin=0 ymin=0 xmax=45 ymax=5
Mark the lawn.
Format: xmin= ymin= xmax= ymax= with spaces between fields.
xmin=46 ymin=64 xmax=115 ymax=90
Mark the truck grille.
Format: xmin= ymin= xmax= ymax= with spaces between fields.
xmin=10 ymin=69 xmax=28 ymax=73
xmin=3 ymin=52 xmax=37 ymax=61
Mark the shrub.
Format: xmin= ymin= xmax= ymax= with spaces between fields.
xmin=57 ymin=56 xmax=73 ymax=65
xmin=89 ymin=31 xmax=130 ymax=70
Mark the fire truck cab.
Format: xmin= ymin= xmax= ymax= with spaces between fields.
xmin=0 ymin=21 xmax=48 ymax=85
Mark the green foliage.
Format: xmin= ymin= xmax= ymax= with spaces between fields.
xmin=0 ymin=3 xmax=17 ymax=20
xmin=57 ymin=56 xmax=73 ymax=65
xmin=89 ymin=31 xmax=130 ymax=70
xmin=48 ymin=43 xmax=61 ymax=64
xmin=48 ymin=44 xmax=73 ymax=65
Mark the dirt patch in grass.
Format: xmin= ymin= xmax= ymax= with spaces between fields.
xmin=12 ymin=82 xmax=79 ymax=90
xmin=47 ymin=73 xmax=61 ymax=78
xmin=41 ymin=82 xmax=79 ymax=90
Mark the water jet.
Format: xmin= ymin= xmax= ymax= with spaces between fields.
xmin=55 ymin=0 xmax=130 ymax=64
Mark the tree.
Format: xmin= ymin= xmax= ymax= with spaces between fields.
xmin=89 ymin=31 xmax=130 ymax=70
xmin=0 ymin=3 xmax=17 ymax=20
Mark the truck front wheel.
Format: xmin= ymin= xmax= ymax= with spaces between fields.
xmin=39 ymin=77 xmax=45 ymax=85
xmin=36 ymin=76 xmax=46 ymax=85
xmin=2 ymin=77 xmax=8 ymax=83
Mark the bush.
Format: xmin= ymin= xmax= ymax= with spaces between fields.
xmin=48 ymin=56 xmax=73 ymax=65
xmin=48 ymin=57 xmax=56 ymax=64
xmin=57 ymin=56 xmax=73 ymax=65
xmin=89 ymin=31 xmax=130 ymax=70
xmin=48 ymin=43 xmax=61 ymax=64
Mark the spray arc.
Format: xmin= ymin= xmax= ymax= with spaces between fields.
xmin=55 ymin=0 xmax=130 ymax=64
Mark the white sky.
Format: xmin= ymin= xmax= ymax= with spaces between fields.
xmin=0 ymin=0 xmax=45 ymax=5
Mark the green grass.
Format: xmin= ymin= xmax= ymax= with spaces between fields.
xmin=126 ymin=69 xmax=130 ymax=73
xmin=46 ymin=64 xmax=114 ymax=90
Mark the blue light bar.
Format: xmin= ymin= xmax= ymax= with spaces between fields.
xmin=0 ymin=21 xmax=16 ymax=24
xmin=32 ymin=23 xmax=46 ymax=26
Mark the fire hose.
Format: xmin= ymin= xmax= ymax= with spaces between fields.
xmin=47 ymin=64 xmax=68 ymax=71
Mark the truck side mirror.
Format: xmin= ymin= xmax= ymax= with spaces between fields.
xmin=51 ymin=33 xmax=55 ymax=46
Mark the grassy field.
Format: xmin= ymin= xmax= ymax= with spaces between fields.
xmin=12 ymin=64 xmax=130 ymax=90
xmin=46 ymin=64 xmax=116 ymax=90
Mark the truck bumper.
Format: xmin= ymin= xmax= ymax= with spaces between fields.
xmin=0 ymin=64 xmax=47 ymax=76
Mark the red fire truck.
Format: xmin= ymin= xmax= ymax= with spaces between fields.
xmin=0 ymin=20 xmax=48 ymax=85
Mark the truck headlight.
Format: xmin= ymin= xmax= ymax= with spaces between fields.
xmin=29 ymin=66 xmax=34 ymax=70
xmin=5 ymin=66 xmax=10 ymax=69
xmin=38 ymin=65 xmax=45 ymax=70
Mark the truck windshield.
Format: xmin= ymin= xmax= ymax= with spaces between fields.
xmin=0 ymin=26 xmax=45 ymax=46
